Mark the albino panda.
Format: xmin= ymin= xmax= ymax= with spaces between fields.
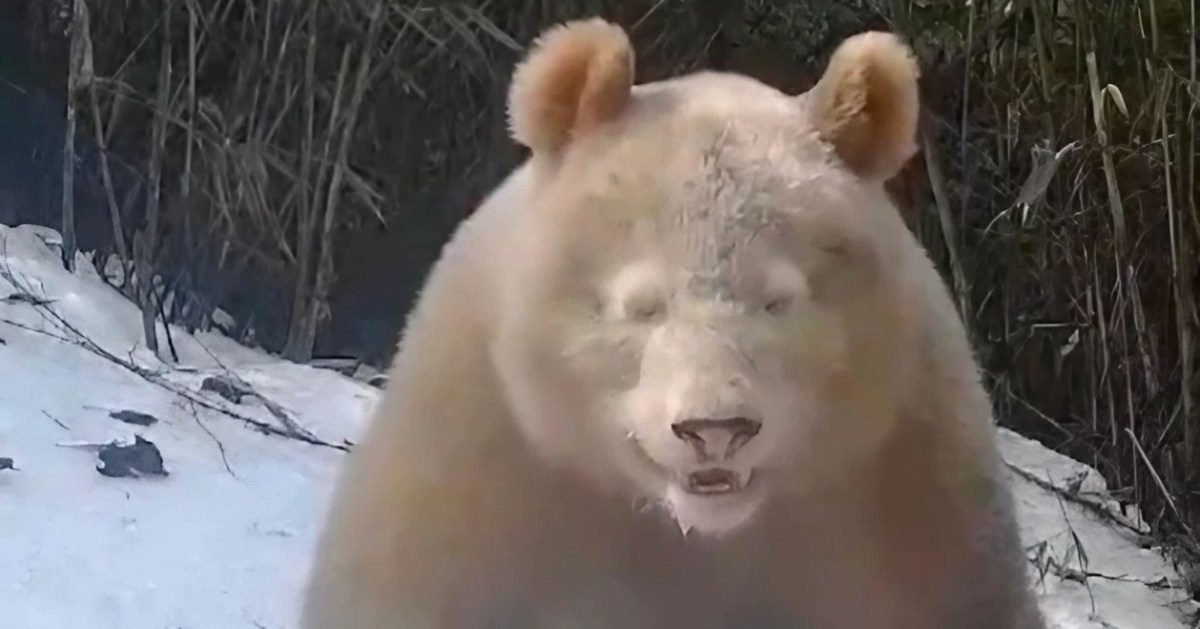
xmin=300 ymin=17 xmax=1047 ymax=629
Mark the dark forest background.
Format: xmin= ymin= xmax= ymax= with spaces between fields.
xmin=1 ymin=0 xmax=1197 ymax=590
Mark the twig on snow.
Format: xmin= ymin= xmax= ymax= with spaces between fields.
xmin=1005 ymin=461 xmax=1148 ymax=537
xmin=41 ymin=410 xmax=71 ymax=430
xmin=0 ymin=243 xmax=348 ymax=453
xmin=192 ymin=337 xmax=320 ymax=442
xmin=186 ymin=400 xmax=237 ymax=478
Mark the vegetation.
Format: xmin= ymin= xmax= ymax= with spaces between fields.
xmin=9 ymin=0 xmax=1199 ymax=591
xmin=898 ymin=0 xmax=1198 ymax=579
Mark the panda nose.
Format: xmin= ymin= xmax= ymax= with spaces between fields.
xmin=671 ymin=417 xmax=762 ymax=461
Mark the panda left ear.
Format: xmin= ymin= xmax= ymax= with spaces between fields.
xmin=804 ymin=31 xmax=921 ymax=182
xmin=507 ymin=18 xmax=636 ymax=155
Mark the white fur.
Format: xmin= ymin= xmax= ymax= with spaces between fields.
xmin=662 ymin=479 xmax=765 ymax=537
xmin=301 ymin=19 xmax=1047 ymax=629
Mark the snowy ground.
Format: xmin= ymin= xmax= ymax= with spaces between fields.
xmin=0 ymin=223 xmax=1195 ymax=629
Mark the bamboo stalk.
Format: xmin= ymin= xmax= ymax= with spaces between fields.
xmin=291 ymin=1 xmax=388 ymax=363
xmin=61 ymin=0 xmax=93 ymax=272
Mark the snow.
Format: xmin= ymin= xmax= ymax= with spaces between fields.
xmin=0 ymin=222 xmax=1194 ymax=628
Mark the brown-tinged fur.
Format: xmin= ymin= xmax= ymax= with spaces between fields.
xmin=808 ymin=32 xmax=921 ymax=181
xmin=300 ymin=18 xmax=1046 ymax=629
xmin=507 ymin=18 xmax=635 ymax=154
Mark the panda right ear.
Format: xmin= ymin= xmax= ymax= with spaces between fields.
xmin=507 ymin=18 xmax=636 ymax=155
xmin=805 ymin=31 xmax=921 ymax=182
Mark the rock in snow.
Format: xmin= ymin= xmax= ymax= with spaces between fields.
xmin=95 ymin=435 xmax=169 ymax=479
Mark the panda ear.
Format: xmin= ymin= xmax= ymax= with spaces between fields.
xmin=507 ymin=18 xmax=636 ymax=154
xmin=805 ymin=31 xmax=921 ymax=182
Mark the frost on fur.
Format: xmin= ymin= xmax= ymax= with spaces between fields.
xmin=808 ymin=31 xmax=921 ymax=181
xmin=507 ymin=18 xmax=635 ymax=154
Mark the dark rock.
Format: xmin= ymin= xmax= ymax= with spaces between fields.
xmin=201 ymin=374 xmax=253 ymax=404
xmin=351 ymin=363 xmax=388 ymax=389
xmin=96 ymin=435 xmax=168 ymax=478
xmin=0 ymin=457 xmax=14 ymax=471
xmin=108 ymin=409 xmax=159 ymax=426
xmin=309 ymin=357 xmax=360 ymax=376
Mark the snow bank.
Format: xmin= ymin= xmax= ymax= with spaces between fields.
xmin=0 ymin=224 xmax=1193 ymax=628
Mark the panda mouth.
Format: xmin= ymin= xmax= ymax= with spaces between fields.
xmin=683 ymin=468 xmax=753 ymax=496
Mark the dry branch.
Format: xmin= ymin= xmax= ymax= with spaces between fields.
xmin=0 ymin=242 xmax=348 ymax=453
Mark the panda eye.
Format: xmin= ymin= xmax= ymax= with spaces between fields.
xmin=763 ymin=296 xmax=793 ymax=316
xmin=624 ymin=293 xmax=666 ymax=322
xmin=606 ymin=262 xmax=669 ymax=323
